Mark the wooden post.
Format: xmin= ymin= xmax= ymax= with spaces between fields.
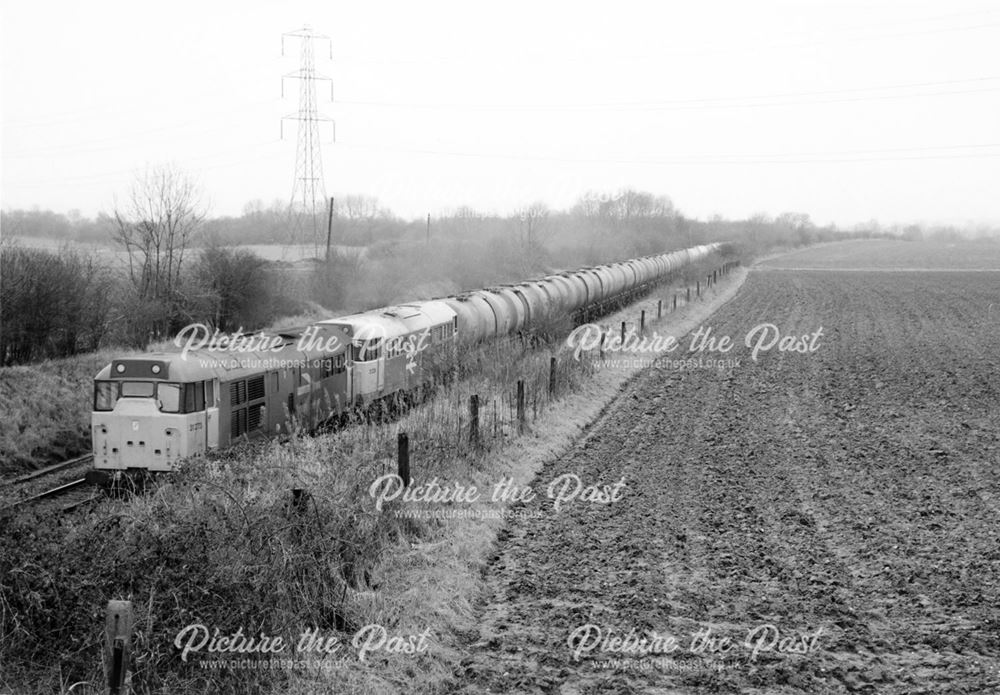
xmin=696 ymin=281 xmax=700 ymax=297
xmin=397 ymin=433 xmax=410 ymax=486
xmin=640 ymin=310 xmax=645 ymax=334
xmin=673 ymin=294 xmax=677 ymax=310
xmin=516 ymin=380 xmax=525 ymax=433
xmin=469 ymin=395 xmax=480 ymax=447
xmin=599 ymin=330 xmax=606 ymax=359
xmin=687 ymin=286 xmax=691 ymax=302
xmin=620 ymin=321 xmax=626 ymax=344
xmin=105 ymin=600 xmax=133 ymax=695
xmin=657 ymin=299 xmax=662 ymax=319
xmin=549 ymin=357 xmax=557 ymax=397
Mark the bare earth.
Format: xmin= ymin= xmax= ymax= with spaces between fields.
xmin=446 ymin=263 xmax=1000 ymax=693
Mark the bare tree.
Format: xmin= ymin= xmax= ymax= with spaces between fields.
xmin=572 ymin=189 xmax=675 ymax=227
xmin=112 ymin=164 xmax=207 ymax=341
xmin=516 ymin=201 xmax=549 ymax=248
xmin=337 ymin=194 xmax=392 ymax=245
xmin=775 ymin=212 xmax=816 ymax=244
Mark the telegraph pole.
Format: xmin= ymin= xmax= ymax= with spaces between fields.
xmin=281 ymin=26 xmax=334 ymax=253
xmin=326 ymin=196 xmax=335 ymax=262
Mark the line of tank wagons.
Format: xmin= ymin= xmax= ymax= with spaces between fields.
xmin=88 ymin=243 xmax=720 ymax=483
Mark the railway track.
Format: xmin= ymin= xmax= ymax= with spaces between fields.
xmin=3 ymin=453 xmax=94 ymax=487
xmin=0 ymin=453 xmax=99 ymax=516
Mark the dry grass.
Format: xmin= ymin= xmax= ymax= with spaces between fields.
xmin=0 ymin=350 xmax=129 ymax=476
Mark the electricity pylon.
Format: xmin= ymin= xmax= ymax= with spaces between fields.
xmin=281 ymin=26 xmax=334 ymax=251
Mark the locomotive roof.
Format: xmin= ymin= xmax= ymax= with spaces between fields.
xmin=319 ymin=300 xmax=456 ymax=340
xmin=94 ymin=324 xmax=349 ymax=383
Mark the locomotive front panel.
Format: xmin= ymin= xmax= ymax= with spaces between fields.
xmin=92 ymin=358 xmax=216 ymax=477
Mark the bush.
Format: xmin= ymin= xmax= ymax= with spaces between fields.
xmin=0 ymin=246 xmax=113 ymax=365
xmin=188 ymin=247 xmax=294 ymax=332
xmin=0 ymin=436 xmax=401 ymax=693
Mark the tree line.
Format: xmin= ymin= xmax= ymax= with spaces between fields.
xmin=2 ymin=165 xmax=902 ymax=366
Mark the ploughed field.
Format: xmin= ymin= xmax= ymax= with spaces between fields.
xmin=448 ymin=252 xmax=1000 ymax=693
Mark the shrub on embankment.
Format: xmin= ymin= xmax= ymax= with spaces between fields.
xmin=0 ymin=434 xmax=406 ymax=693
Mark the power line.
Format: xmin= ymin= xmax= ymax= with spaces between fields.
xmin=337 ymin=140 xmax=1000 ymax=166
xmin=324 ymin=10 xmax=1000 ymax=66
xmin=3 ymin=98 xmax=276 ymax=157
xmin=3 ymin=57 xmax=283 ymax=129
xmin=337 ymin=76 xmax=1000 ymax=112
xmin=3 ymin=142 xmax=283 ymax=187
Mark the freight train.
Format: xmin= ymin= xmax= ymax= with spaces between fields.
xmin=89 ymin=243 xmax=720 ymax=484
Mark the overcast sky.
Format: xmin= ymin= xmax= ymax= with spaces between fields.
xmin=2 ymin=0 xmax=999 ymax=228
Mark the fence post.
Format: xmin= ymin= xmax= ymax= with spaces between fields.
xmin=548 ymin=356 xmax=557 ymax=397
xmin=600 ymin=330 xmax=606 ymax=359
xmin=469 ymin=395 xmax=480 ymax=448
xmin=673 ymin=294 xmax=677 ymax=310
xmin=686 ymin=286 xmax=691 ymax=303
xmin=657 ymin=299 xmax=662 ymax=319
xmin=640 ymin=310 xmax=645 ymax=334
xmin=105 ymin=600 xmax=133 ymax=695
xmin=696 ymin=281 xmax=701 ymax=298
xmin=397 ymin=433 xmax=410 ymax=486
xmin=516 ymin=380 xmax=525 ymax=433
xmin=620 ymin=321 xmax=626 ymax=344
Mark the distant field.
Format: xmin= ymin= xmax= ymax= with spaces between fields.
xmin=238 ymin=243 xmax=366 ymax=261
xmin=5 ymin=235 xmax=364 ymax=263
xmin=760 ymin=239 xmax=1000 ymax=270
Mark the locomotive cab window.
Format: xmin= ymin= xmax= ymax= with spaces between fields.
xmin=352 ymin=339 xmax=381 ymax=361
xmin=321 ymin=355 xmax=347 ymax=375
xmin=158 ymin=383 xmax=181 ymax=412
xmin=121 ymin=381 xmax=155 ymax=398
xmin=94 ymin=381 xmax=118 ymax=411
xmin=183 ymin=381 xmax=205 ymax=412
